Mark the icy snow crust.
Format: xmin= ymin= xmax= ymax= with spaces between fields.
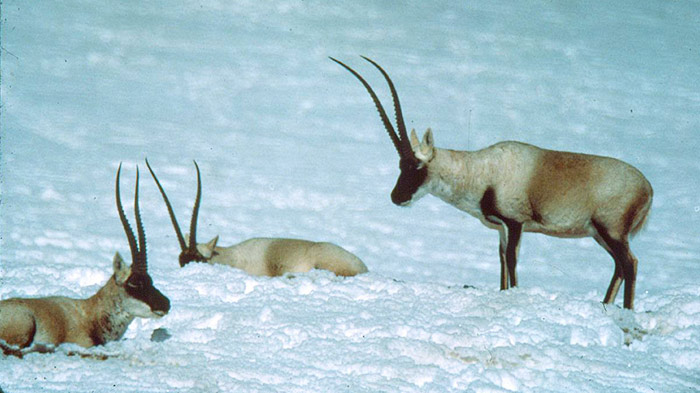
xmin=1 ymin=1 xmax=699 ymax=392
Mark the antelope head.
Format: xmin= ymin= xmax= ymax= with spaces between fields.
xmin=145 ymin=159 xmax=218 ymax=267
xmin=115 ymin=163 xmax=171 ymax=318
xmin=330 ymin=56 xmax=433 ymax=206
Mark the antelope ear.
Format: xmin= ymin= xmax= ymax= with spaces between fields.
xmin=112 ymin=252 xmax=131 ymax=284
xmin=409 ymin=128 xmax=421 ymax=152
xmin=414 ymin=128 xmax=435 ymax=162
xmin=422 ymin=128 xmax=434 ymax=149
xmin=197 ymin=236 xmax=219 ymax=259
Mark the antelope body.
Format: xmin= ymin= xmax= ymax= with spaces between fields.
xmin=332 ymin=56 xmax=652 ymax=309
xmin=0 ymin=165 xmax=170 ymax=356
xmin=146 ymin=160 xmax=368 ymax=277
xmin=189 ymin=236 xmax=367 ymax=277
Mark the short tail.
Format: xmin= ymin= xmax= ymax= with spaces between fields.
xmin=629 ymin=187 xmax=653 ymax=237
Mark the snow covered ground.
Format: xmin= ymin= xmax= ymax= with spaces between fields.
xmin=1 ymin=1 xmax=699 ymax=392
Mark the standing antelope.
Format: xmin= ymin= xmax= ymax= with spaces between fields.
xmin=0 ymin=164 xmax=170 ymax=357
xmin=145 ymin=159 xmax=368 ymax=277
xmin=331 ymin=56 xmax=652 ymax=309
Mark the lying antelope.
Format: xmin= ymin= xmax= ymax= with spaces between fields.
xmin=145 ymin=159 xmax=368 ymax=277
xmin=0 ymin=164 xmax=170 ymax=357
xmin=331 ymin=56 xmax=652 ymax=309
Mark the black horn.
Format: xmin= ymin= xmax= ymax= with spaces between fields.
xmin=330 ymin=56 xmax=404 ymax=157
xmin=116 ymin=163 xmax=148 ymax=275
xmin=359 ymin=56 xmax=412 ymax=159
xmin=145 ymin=159 xmax=187 ymax=252
xmin=116 ymin=163 xmax=140 ymax=268
xmin=146 ymin=159 xmax=205 ymax=266
xmin=132 ymin=167 xmax=148 ymax=275
xmin=188 ymin=161 xmax=202 ymax=255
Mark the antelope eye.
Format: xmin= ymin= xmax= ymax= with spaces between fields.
xmin=126 ymin=281 xmax=141 ymax=289
xmin=400 ymin=158 xmax=422 ymax=172
xmin=126 ymin=275 xmax=152 ymax=289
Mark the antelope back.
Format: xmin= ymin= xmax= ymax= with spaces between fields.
xmin=206 ymin=238 xmax=368 ymax=277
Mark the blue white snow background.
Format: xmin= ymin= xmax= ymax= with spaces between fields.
xmin=1 ymin=1 xmax=699 ymax=392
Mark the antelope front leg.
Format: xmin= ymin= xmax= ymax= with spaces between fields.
xmin=498 ymin=222 xmax=523 ymax=290
xmin=498 ymin=229 xmax=508 ymax=290
xmin=505 ymin=222 xmax=522 ymax=288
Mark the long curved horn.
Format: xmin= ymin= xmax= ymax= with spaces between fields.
xmin=116 ymin=163 xmax=139 ymax=268
xmin=360 ymin=56 xmax=412 ymax=159
xmin=329 ymin=57 xmax=403 ymax=157
xmin=146 ymin=158 xmax=187 ymax=252
xmin=132 ymin=166 xmax=148 ymax=275
xmin=188 ymin=160 xmax=202 ymax=253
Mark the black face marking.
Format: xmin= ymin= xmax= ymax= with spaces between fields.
xmin=391 ymin=158 xmax=428 ymax=205
xmin=125 ymin=274 xmax=171 ymax=314
xmin=178 ymin=249 xmax=207 ymax=267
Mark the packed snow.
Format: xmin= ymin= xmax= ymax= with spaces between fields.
xmin=1 ymin=1 xmax=699 ymax=392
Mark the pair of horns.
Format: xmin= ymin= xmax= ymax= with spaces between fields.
xmin=115 ymin=163 xmax=148 ymax=275
xmin=145 ymin=159 xmax=202 ymax=257
xmin=329 ymin=56 xmax=414 ymax=161
xmin=118 ymin=58 xmax=402 ymax=268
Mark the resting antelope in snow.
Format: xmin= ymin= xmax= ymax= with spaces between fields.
xmin=0 ymin=164 xmax=170 ymax=357
xmin=145 ymin=159 xmax=368 ymax=277
xmin=331 ymin=56 xmax=652 ymax=309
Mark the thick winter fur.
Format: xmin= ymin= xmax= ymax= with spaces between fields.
xmin=332 ymin=56 xmax=652 ymax=309
xmin=190 ymin=236 xmax=368 ymax=277
xmin=412 ymin=134 xmax=652 ymax=238
xmin=408 ymin=129 xmax=653 ymax=309
xmin=0 ymin=253 xmax=169 ymax=354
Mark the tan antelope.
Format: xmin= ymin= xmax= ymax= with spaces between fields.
xmin=145 ymin=159 xmax=368 ymax=277
xmin=0 ymin=164 xmax=170 ymax=357
xmin=331 ymin=56 xmax=652 ymax=309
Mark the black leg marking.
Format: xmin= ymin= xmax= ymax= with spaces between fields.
xmin=1 ymin=341 xmax=24 ymax=358
xmin=505 ymin=221 xmax=523 ymax=288
xmin=592 ymin=221 xmax=637 ymax=309
xmin=604 ymin=264 xmax=623 ymax=304
xmin=498 ymin=233 xmax=508 ymax=290
xmin=530 ymin=209 xmax=543 ymax=224
xmin=593 ymin=232 xmax=623 ymax=304
xmin=89 ymin=317 xmax=108 ymax=347
xmin=481 ymin=187 xmax=524 ymax=290
xmin=480 ymin=187 xmax=501 ymax=225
